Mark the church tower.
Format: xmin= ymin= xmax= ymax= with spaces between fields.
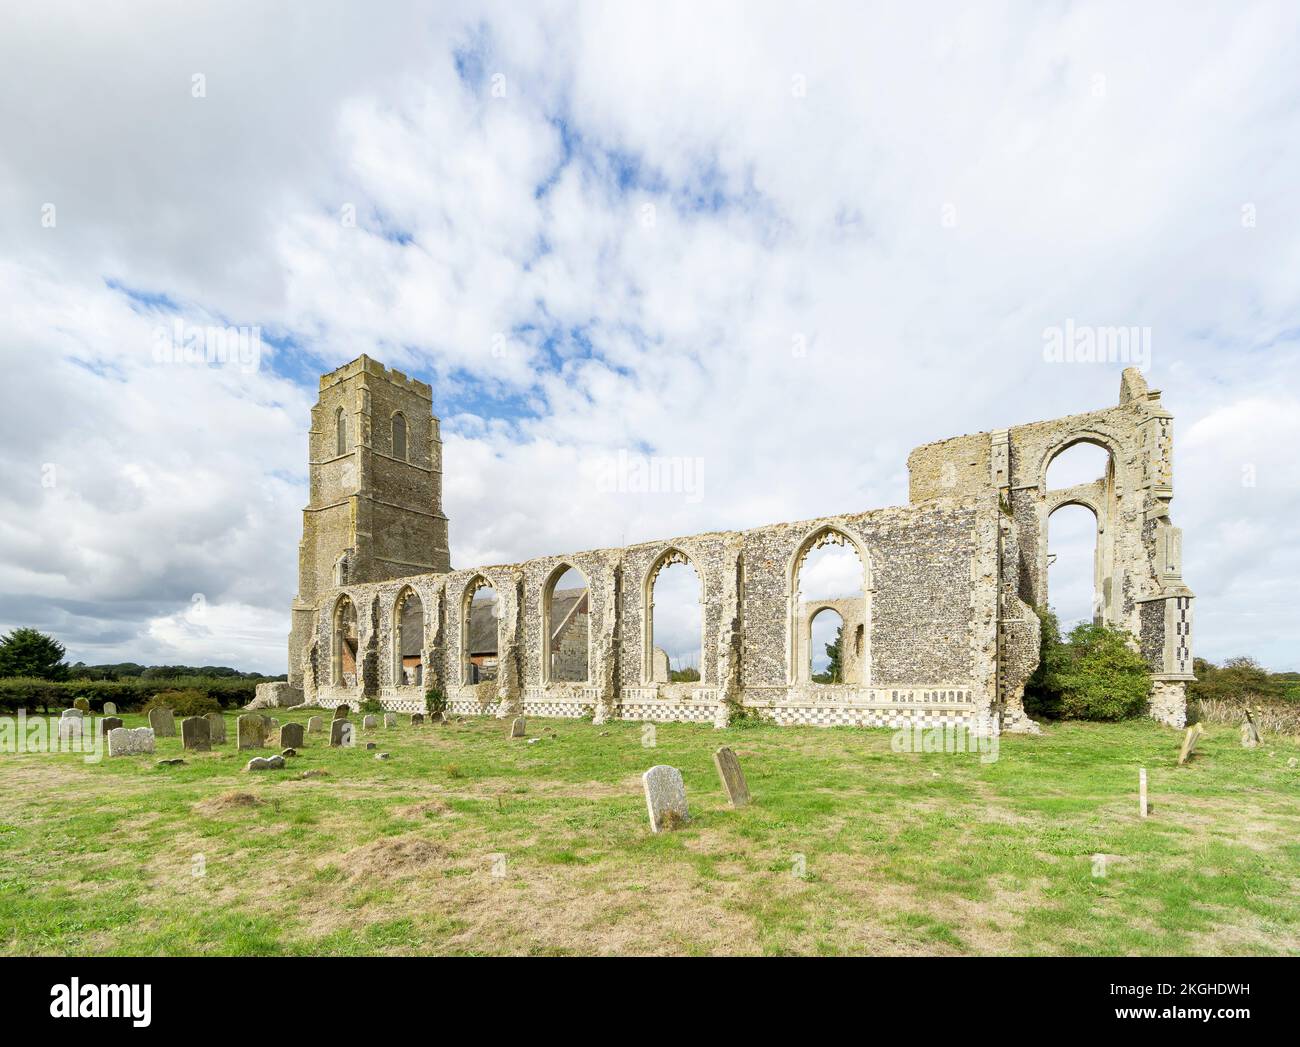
xmin=287 ymin=355 xmax=450 ymax=685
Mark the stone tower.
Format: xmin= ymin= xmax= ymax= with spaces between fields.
xmin=287 ymin=355 xmax=450 ymax=686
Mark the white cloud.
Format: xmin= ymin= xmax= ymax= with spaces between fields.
xmin=2 ymin=2 xmax=1299 ymax=672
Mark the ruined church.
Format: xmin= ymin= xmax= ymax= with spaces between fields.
xmin=273 ymin=355 xmax=1193 ymax=732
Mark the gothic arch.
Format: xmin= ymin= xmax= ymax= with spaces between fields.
xmin=786 ymin=525 xmax=872 ymax=685
xmin=642 ymin=547 xmax=705 ymax=686
xmin=392 ymin=585 xmax=424 ymax=687
xmin=542 ymin=562 xmax=590 ymax=684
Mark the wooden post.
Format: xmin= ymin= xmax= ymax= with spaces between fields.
xmin=1139 ymin=768 xmax=1148 ymax=818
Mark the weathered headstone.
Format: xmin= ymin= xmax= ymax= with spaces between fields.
xmin=206 ymin=711 xmax=227 ymax=744
xmin=103 ymin=701 xmax=118 ymax=716
xmin=362 ymin=714 xmax=377 ymax=730
xmin=279 ymin=722 xmax=305 ymax=749
xmin=307 ymin=715 xmax=323 ymax=734
xmin=58 ymin=710 xmax=84 ymax=743
xmin=246 ymin=755 xmax=286 ymax=772
xmin=73 ymin=697 xmax=90 ymax=713
xmin=1242 ymin=708 xmax=1262 ymax=748
xmin=181 ymin=716 xmax=211 ymax=751
xmin=411 ymin=713 xmax=425 ymax=726
xmin=383 ymin=712 xmax=397 ymax=728
xmin=237 ymin=714 xmax=267 ymax=750
xmin=1177 ymin=723 xmax=1204 ymax=766
xmin=108 ymin=726 xmax=156 ymax=757
xmin=333 ymin=704 xmax=350 ymax=720
xmin=148 ymin=707 xmax=176 ymax=738
xmin=1139 ymin=767 xmax=1149 ymax=818
xmin=510 ymin=716 xmax=526 ymax=738
xmin=101 ymin=716 xmax=124 ymax=734
xmin=329 ymin=719 xmax=354 ymax=747
xmin=642 ymin=765 xmax=689 ymax=833
xmin=713 ymin=746 xmax=751 ymax=807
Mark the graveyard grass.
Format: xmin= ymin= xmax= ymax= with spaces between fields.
xmin=1 ymin=712 xmax=1298 ymax=956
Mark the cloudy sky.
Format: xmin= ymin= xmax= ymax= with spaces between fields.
xmin=2 ymin=1 xmax=1297 ymax=674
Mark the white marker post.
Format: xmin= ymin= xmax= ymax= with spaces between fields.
xmin=1139 ymin=768 xmax=1148 ymax=818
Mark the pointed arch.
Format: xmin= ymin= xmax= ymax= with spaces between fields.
xmin=462 ymin=575 xmax=500 ymax=685
xmin=331 ymin=594 xmax=358 ymax=687
xmin=642 ymin=547 xmax=705 ymax=685
xmin=391 ymin=411 xmax=408 ymax=461
xmin=393 ymin=585 xmax=424 ymax=687
xmin=335 ymin=407 xmax=350 ymax=457
xmin=787 ymin=525 xmax=872 ymax=685
xmin=542 ymin=563 xmax=590 ymax=684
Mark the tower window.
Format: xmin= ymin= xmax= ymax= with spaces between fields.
xmin=392 ymin=412 xmax=407 ymax=461
xmin=335 ymin=408 xmax=349 ymax=456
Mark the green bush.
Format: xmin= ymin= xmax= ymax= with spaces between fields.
xmin=0 ymin=676 xmax=260 ymax=714
xmin=1025 ymin=608 xmax=1151 ymax=721
xmin=425 ymin=688 xmax=447 ymax=716
xmin=359 ymin=697 xmax=385 ymax=715
xmin=143 ymin=689 xmax=221 ymax=717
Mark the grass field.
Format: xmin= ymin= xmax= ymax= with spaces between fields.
xmin=1 ymin=710 xmax=1297 ymax=955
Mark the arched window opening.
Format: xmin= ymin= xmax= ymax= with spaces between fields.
xmin=335 ymin=407 xmax=349 ymax=457
xmin=464 ymin=579 xmax=500 ymax=685
xmin=392 ymin=412 xmax=408 ymax=461
xmin=809 ymin=607 xmax=846 ymax=682
xmin=332 ymin=596 xmax=358 ymax=688
xmin=648 ymin=552 xmax=702 ymax=684
xmin=792 ymin=529 xmax=867 ymax=685
xmin=1047 ymin=503 xmax=1101 ymax=633
xmin=395 ymin=588 xmax=424 ymax=687
xmin=545 ymin=565 xmax=589 ymax=683
xmin=1046 ymin=441 xmax=1111 ymax=490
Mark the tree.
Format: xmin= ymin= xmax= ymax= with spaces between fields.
xmin=812 ymin=626 xmax=843 ymax=684
xmin=0 ymin=628 xmax=70 ymax=681
xmin=1025 ymin=608 xmax=1150 ymax=720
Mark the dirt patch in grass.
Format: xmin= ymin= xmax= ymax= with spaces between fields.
xmin=194 ymin=791 xmax=261 ymax=814
xmin=334 ymin=833 xmax=449 ymax=884
xmin=394 ymin=800 xmax=450 ymax=819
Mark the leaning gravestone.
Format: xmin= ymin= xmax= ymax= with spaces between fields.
xmin=148 ymin=707 xmax=176 ymax=738
xmin=333 ymin=704 xmax=350 ymax=720
xmin=101 ymin=716 xmax=124 ymax=734
xmin=1177 ymin=723 xmax=1204 ymax=765
xmin=510 ymin=716 xmax=526 ymax=738
xmin=206 ymin=711 xmax=226 ymax=744
xmin=73 ymin=697 xmax=90 ymax=713
xmin=181 ymin=716 xmax=211 ymax=752
xmin=307 ymin=715 xmax=323 ymax=734
xmin=1242 ymin=708 xmax=1262 ymax=748
xmin=330 ymin=719 xmax=354 ymax=747
xmin=103 ymin=701 xmax=117 ymax=716
xmin=108 ymin=726 xmax=155 ymax=757
xmin=362 ymin=714 xmax=377 ymax=730
xmin=642 ymin=765 xmax=689 ymax=833
xmin=713 ymin=746 xmax=751 ymax=807
xmin=384 ymin=712 xmax=397 ymax=728
xmin=237 ymin=714 xmax=266 ymax=750
xmin=279 ymin=722 xmax=305 ymax=749
xmin=411 ymin=713 xmax=425 ymax=726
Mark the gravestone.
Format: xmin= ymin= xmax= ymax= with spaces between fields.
xmin=384 ymin=712 xmax=397 ymax=728
xmin=411 ymin=713 xmax=425 ymax=726
xmin=642 ymin=765 xmax=689 ymax=833
xmin=510 ymin=716 xmax=526 ymax=738
xmin=103 ymin=701 xmax=117 ymax=716
xmin=1139 ymin=767 xmax=1149 ymax=818
xmin=58 ymin=710 xmax=84 ymax=743
xmin=330 ymin=719 xmax=354 ymax=747
xmin=333 ymin=704 xmax=350 ymax=720
xmin=206 ymin=711 xmax=227 ymax=744
xmin=713 ymin=747 xmax=751 ymax=807
xmin=108 ymin=727 xmax=156 ymax=757
xmin=279 ymin=722 xmax=305 ymax=749
xmin=101 ymin=716 xmax=124 ymax=734
xmin=1242 ymin=708 xmax=1262 ymax=748
xmin=362 ymin=714 xmax=377 ymax=730
xmin=181 ymin=716 xmax=211 ymax=752
xmin=1177 ymin=723 xmax=1204 ymax=766
xmin=73 ymin=697 xmax=90 ymax=713
xmin=307 ymin=715 xmax=323 ymax=734
xmin=237 ymin=714 xmax=267 ymax=750
xmin=148 ymin=707 xmax=176 ymax=738
xmin=246 ymin=755 xmax=286 ymax=772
